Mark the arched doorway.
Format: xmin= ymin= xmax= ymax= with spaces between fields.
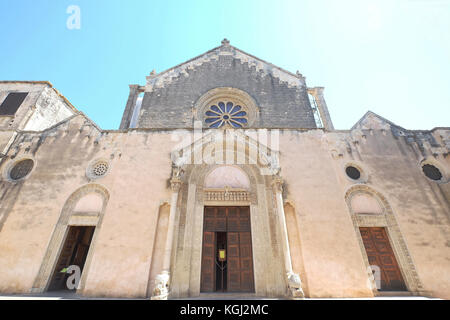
xmin=200 ymin=166 xmax=254 ymax=293
xmin=31 ymin=184 xmax=109 ymax=294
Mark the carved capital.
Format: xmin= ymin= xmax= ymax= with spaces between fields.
xmin=170 ymin=177 xmax=182 ymax=192
xmin=271 ymin=176 xmax=283 ymax=193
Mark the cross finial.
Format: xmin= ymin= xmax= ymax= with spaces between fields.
xmin=221 ymin=38 xmax=230 ymax=46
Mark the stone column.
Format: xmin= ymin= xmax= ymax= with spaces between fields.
xmin=151 ymin=177 xmax=182 ymax=300
xmin=271 ymin=176 xmax=305 ymax=299
xmin=308 ymin=87 xmax=334 ymax=131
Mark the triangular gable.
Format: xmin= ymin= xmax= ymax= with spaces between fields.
xmin=145 ymin=39 xmax=306 ymax=92
xmin=352 ymin=111 xmax=407 ymax=131
xmin=20 ymin=111 xmax=102 ymax=135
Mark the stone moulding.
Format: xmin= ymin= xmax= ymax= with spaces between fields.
xmin=203 ymin=188 xmax=249 ymax=202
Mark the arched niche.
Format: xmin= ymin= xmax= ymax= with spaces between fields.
xmin=73 ymin=193 xmax=104 ymax=213
xmin=349 ymin=193 xmax=383 ymax=215
xmin=204 ymin=165 xmax=250 ymax=189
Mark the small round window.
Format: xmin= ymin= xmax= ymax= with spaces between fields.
xmin=92 ymin=161 xmax=109 ymax=177
xmin=9 ymin=159 xmax=34 ymax=180
xmin=205 ymin=102 xmax=248 ymax=128
xmin=422 ymin=164 xmax=443 ymax=181
xmin=346 ymin=166 xmax=361 ymax=180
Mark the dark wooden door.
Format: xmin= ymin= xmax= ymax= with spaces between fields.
xmin=360 ymin=227 xmax=407 ymax=291
xmin=201 ymin=206 xmax=254 ymax=293
xmin=48 ymin=227 xmax=81 ymax=291
xmin=48 ymin=226 xmax=95 ymax=291
xmin=227 ymin=232 xmax=241 ymax=292
xmin=227 ymin=231 xmax=254 ymax=292
xmin=200 ymin=231 xmax=216 ymax=292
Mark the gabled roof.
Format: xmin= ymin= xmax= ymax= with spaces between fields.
xmin=352 ymin=111 xmax=407 ymax=131
xmin=0 ymin=80 xmax=79 ymax=113
xmin=145 ymin=39 xmax=306 ymax=91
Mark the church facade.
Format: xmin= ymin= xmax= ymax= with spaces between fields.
xmin=0 ymin=40 xmax=449 ymax=299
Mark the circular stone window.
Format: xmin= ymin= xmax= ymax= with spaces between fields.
xmin=345 ymin=165 xmax=361 ymax=180
xmin=9 ymin=159 xmax=34 ymax=180
xmin=205 ymin=101 xmax=248 ymax=128
xmin=93 ymin=161 xmax=109 ymax=177
xmin=422 ymin=164 xmax=443 ymax=181
xmin=87 ymin=159 xmax=110 ymax=179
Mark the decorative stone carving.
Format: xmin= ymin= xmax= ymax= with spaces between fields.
xmin=86 ymin=158 xmax=110 ymax=180
xmin=271 ymin=176 xmax=283 ymax=193
xmin=172 ymin=165 xmax=184 ymax=178
xmin=204 ymin=188 xmax=249 ymax=201
xmin=151 ymin=272 xmax=170 ymax=300
xmin=194 ymin=87 xmax=259 ymax=128
xmin=170 ymin=177 xmax=182 ymax=192
xmin=287 ymin=271 xmax=305 ymax=298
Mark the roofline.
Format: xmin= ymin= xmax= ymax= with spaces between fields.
xmin=0 ymin=80 xmax=79 ymax=113
xmin=146 ymin=42 xmax=303 ymax=83
xmin=352 ymin=110 xmax=407 ymax=131
xmin=0 ymin=80 xmax=53 ymax=86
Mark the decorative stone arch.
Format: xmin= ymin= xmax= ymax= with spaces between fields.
xmin=167 ymin=159 xmax=292 ymax=298
xmin=155 ymin=127 xmax=303 ymax=299
xmin=31 ymin=183 xmax=110 ymax=293
xmin=345 ymin=184 xmax=424 ymax=295
xmin=193 ymin=87 xmax=260 ymax=128
xmin=171 ymin=129 xmax=280 ymax=177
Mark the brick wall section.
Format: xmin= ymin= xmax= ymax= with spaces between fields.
xmin=137 ymin=55 xmax=317 ymax=129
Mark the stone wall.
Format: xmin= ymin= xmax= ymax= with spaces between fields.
xmin=134 ymin=46 xmax=316 ymax=129
xmin=0 ymin=111 xmax=448 ymax=298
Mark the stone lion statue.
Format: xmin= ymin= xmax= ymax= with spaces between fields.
xmin=151 ymin=273 xmax=169 ymax=300
xmin=287 ymin=272 xmax=305 ymax=299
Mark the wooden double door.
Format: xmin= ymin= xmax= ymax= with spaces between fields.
xmin=360 ymin=227 xmax=407 ymax=291
xmin=201 ymin=206 xmax=255 ymax=293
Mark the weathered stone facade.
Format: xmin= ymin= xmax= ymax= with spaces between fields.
xmin=0 ymin=41 xmax=449 ymax=299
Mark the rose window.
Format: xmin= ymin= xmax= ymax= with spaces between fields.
xmin=204 ymin=102 xmax=248 ymax=128
xmin=92 ymin=161 xmax=109 ymax=177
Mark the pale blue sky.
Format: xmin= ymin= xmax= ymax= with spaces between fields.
xmin=0 ymin=0 xmax=449 ymax=130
